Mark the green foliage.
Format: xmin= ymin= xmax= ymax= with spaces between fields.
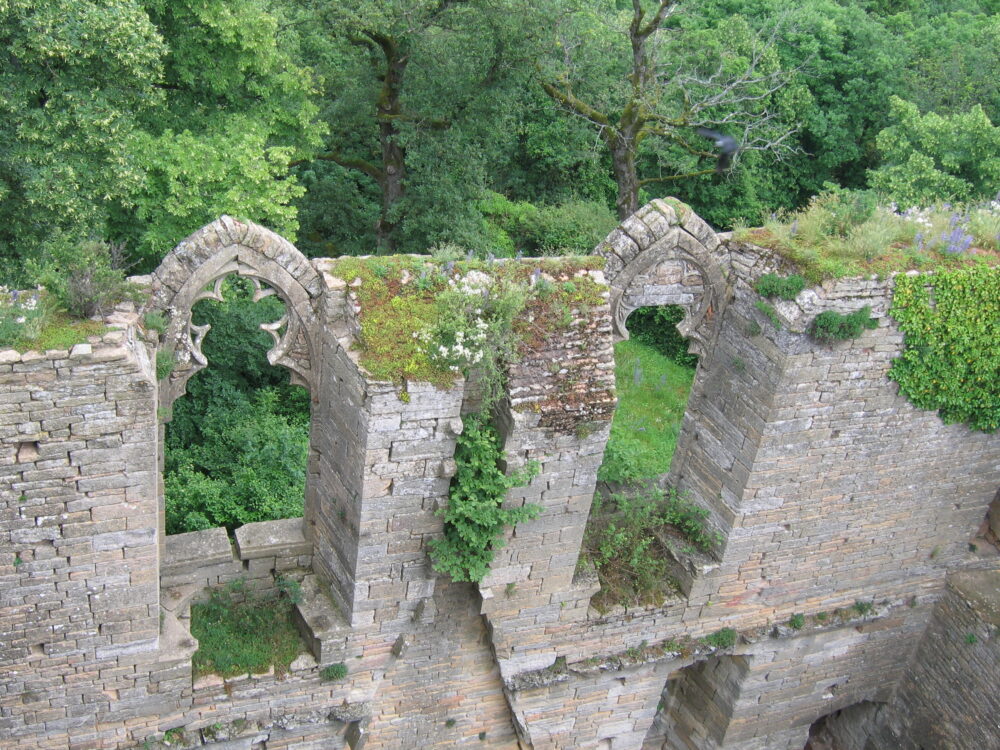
xmin=190 ymin=580 xmax=305 ymax=678
xmin=808 ymin=307 xmax=878 ymax=344
xmin=0 ymin=0 xmax=165 ymax=277
xmin=0 ymin=288 xmax=46 ymax=348
xmin=741 ymin=192 xmax=1000 ymax=281
xmin=888 ymin=266 xmax=1000 ymax=432
xmin=429 ymin=415 xmax=541 ymax=583
xmin=143 ymin=311 xmax=168 ymax=335
xmin=964 ymin=633 xmax=978 ymax=645
xmin=155 ymin=350 xmax=175 ymax=382
xmin=869 ymin=97 xmax=1000 ymax=206
xmin=29 ymin=240 xmax=138 ymax=319
xmin=129 ymin=123 xmax=306 ymax=265
xmin=624 ymin=306 xmax=699 ymax=368
xmin=585 ymin=491 xmax=675 ymax=610
xmin=853 ymin=600 xmax=874 ymax=616
xmin=165 ymin=387 xmax=308 ymax=534
xmin=584 ymin=487 xmax=720 ymax=610
xmin=164 ymin=278 xmax=309 ymax=535
xmin=788 ymin=613 xmax=805 ymax=629
xmin=754 ymin=273 xmax=807 ymax=301
xmin=701 ymin=628 xmax=737 ymax=650
xmin=320 ymin=663 xmax=348 ymax=681
xmin=599 ymin=339 xmax=695 ymax=484
xmin=754 ymin=301 xmax=782 ymax=329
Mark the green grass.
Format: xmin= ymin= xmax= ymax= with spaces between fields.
xmin=735 ymin=192 xmax=1000 ymax=282
xmin=598 ymin=339 xmax=695 ymax=483
xmin=190 ymin=584 xmax=306 ymax=678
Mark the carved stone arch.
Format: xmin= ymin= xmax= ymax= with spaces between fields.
xmin=148 ymin=216 xmax=325 ymax=407
xmin=595 ymin=199 xmax=731 ymax=357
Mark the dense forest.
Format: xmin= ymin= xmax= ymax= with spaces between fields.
xmin=3 ymin=0 xmax=999 ymax=534
xmin=3 ymin=0 xmax=999 ymax=276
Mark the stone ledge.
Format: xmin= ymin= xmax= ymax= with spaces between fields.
xmin=235 ymin=517 xmax=311 ymax=560
xmin=163 ymin=527 xmax=234 ymax=576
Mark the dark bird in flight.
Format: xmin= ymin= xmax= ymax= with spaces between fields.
xmin=696 ymin=127 xmax=738 ymax=173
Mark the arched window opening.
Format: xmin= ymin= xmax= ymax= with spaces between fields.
xmin=162 ymin=276 xmax=310 ymax=536
xmin=584 ymin=304 xmax=709 ymax=611
xmin=598 ymin=304 xmax=698 ymax=485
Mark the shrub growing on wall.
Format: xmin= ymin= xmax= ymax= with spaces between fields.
xmin=428 ymin=415 xmax=540 ymax=582
xmin=889 ymin=265 xmax=1000 ymax=432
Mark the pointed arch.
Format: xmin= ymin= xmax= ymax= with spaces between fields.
xmin=596 ymin=199 xmax=731 ymax=357
xmin=148 ymin=216 xmax=325 ymax=406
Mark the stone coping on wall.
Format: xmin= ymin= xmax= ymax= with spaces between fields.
xmin=163 ymin=527 xmax=235 ymax=576
xmin=235 ymin=517 xmax=311 ymax=560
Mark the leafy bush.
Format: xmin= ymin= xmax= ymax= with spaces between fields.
xmin=163 ymin=278 xmax=311 ymax=534
xmin=479 ymin=192 xmax=616 ymax=256
xmin=524 ymin=200 xmax=617 ymax=255
xmin=788 ymin=613 xmax=805 ymax=629
xmin=30 ymin=240 xmax=137 ymax=318
xmin=164 ymin=387 xmax=308 ymax=534
xmin=869 ymin=96 xmax=1000 ymax=206
xmin=429 ymin=415 xmax=540 ymax=583
xmin=889 ymin=265 xmax=1000 ymax=432
xmin=190 ymin=580 xmax=305 ymax=678
xmin=754 ymin=273 xmax=807 ymax=301
xmin=624 ymin=306 xmax=699 ymax=368
xmin=808 ymin=307 xmax=878 ymax=343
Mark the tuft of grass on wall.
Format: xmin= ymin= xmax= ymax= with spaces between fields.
xmin=190 ymin=583 xmax=306 ymax=678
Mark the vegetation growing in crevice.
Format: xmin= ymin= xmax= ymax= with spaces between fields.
xmin=808 ymin=306 xmax=878 ymax=343
xmin=429 ymin=415 xmax=540 ymax=583
xmin=190 ymin=578 xmax=307 ymax=679
xmin=583 ymin=488 xmax=720 ymax=612
xmin=889 ymin=265 xmax=1000 ymax=432
xmin=754 ymin=273 xmax=806 ymax=301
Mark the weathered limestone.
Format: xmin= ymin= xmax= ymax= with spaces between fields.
xmin=2 ymin=206 xmax=998 ymax=749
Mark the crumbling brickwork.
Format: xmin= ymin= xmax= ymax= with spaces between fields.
xmin=2 ymin=205 xmax=997 ymax=749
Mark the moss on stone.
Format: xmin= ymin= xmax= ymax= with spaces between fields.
xmin=327 ymin=255 xmax=607 ymax=387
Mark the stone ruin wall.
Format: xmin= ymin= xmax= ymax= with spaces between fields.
xmin=1 ymin=200 xmax=998 ymax=750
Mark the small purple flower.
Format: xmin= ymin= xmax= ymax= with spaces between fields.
xmin=914 ymin=232 xmax=924 ymax=252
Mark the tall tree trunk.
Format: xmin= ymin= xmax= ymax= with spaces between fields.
xmin=610 ymin=139 xmax=639 ymax=220
xmin=372 ymin=35 xmax=408 ymax=254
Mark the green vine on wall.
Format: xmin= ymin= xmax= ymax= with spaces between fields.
xmin=429 ymin=416 xmax=540 ymax=582
xmin=888 ymin=265 xmax=1000 ymax=432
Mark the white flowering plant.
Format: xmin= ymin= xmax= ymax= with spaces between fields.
xmin=0 ymin=287 xmax=47 ymax=348
xmin=419 ymin=268 xmax=527 ymax=408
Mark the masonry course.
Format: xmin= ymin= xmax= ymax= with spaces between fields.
xmin=1 ymin=200 xmax=997 ymax=749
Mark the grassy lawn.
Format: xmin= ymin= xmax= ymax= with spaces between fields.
xmin=598 ymin=338 xmax=695 ymax=484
